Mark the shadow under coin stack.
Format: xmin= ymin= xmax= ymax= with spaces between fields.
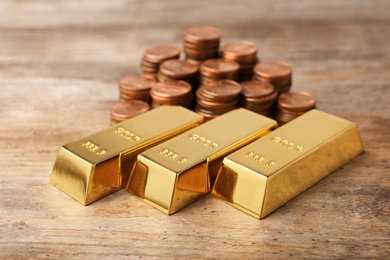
xmin=253 ymin=61 xmax=292 ymax=94
xmin=110 ymin=100 xmax=150 ymax=125
xmin=157 ymin=59 xmax=199 ymax=89
xmin=119 ymin=74 xmax=156 ymax=104
xmin=275 ymin=91 xmax=316 ymax=125
xmin=195 ymin=80 xmax=242 ymax=120
xmin=199 ymin=58 xmax=239 ymax=85
xmin=141 ymin=44 xmax=181 ymax=76
xmin=220 ymin=41 xmax=258 ymax=82
xmin=240 ymin=80 xmax=277 ymax=117
xmin=183 ymin=26 xmax=221 ymax=65
xmin=150 ymin=80 xmax=193 ymax=109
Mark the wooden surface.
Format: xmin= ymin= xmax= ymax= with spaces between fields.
xmin=1 ymin=0 xmax=389 ymax=258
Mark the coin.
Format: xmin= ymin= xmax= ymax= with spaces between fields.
xmin=141 ymin=44 xmax=181 ymax=75
xmin=199 ymin=80 xmax=241 ymax=101
xmin=275 ymin=91 xmax=316 ymax=125
xmin=253 ymin=61 xmax=292 ymax=80
xmin=150 ymin=80 xmax=193 ymax=108
xmin=199 ymin=58 xmax=239 ymax=83
xmin=119 ymin=74 xmax=156 ymax=93
xmin=253 ymin=61 xmax=292 ymax=93
xmin=184 ymin=26 xmax=221 ymax=44
xmin=195 ymin=80 xmax=241 ymax=117
xmin=159 ymin=59 xmax=198 ymax=79
xmin=277 ymin=91 xmax=316 ymax=111
xmin=110 ymin=100 xmax=150 ymax=124
xmin=143 ymin=45 xmax=181 ymax=63
xmin=183 ymin=26 xmax=221 ymax=63
xmin=220 ymin=41 xmax=257 ymax=63
xmin=240 ymin=80 xmax=277 ymax=116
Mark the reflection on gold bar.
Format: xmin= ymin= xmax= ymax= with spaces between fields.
xmin=126 ymin=108 xmax=277 ymax=214
xmin=50 ymin=106 xmax=203 ymax=205
xmin=212 ymin=109 xmax=364 ymax=219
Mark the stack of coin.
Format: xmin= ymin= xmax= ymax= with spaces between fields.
xmin=150 ymin=80 xmax=193 ymax=109
xmin=275 ymin=91 xmax=316 ymax=125
xmin=240 ymin=80 xmax=278 ymax=117
xmin=195 ymin=80 xmax=242 ymax=120
xmin=157 ymin=59 xmax=199 ymax=88
xmin=183 ymin=26 xmax=221 ymax=64
xmin=110 ymin=100 xmax=150 ymax=125
xmin=253 ymin=61 xmax=292 ymax=94
xmin=199 ymin=58 xmax=240 ymax=84
xmin=141 ymin=44 xmax=181 ymax=75
xmin=220 ymin=41 xmax=259 ymax=82
xmin=119 ymin=74 xmax=157 ymax=104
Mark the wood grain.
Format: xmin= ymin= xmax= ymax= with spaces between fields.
xmin=0 ymin=0 xmax=389 ymax=258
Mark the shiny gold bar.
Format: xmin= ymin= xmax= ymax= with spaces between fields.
xmin=211 ymin=109 xmax=364 ymax=219
xmin=50 ymin=106 xmax=203 ymax=205
xmin=126 ymin=108 xmax=277 ymax=214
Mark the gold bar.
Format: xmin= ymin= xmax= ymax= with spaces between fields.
xmin=126 ymin=108 xmax=277 ymax=214
xmin=211 ymin=109 xmax=364 ymax=219
xmin=50 ymin=106 xmax=203 ymax=205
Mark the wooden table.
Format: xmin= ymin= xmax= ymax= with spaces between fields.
xmin=1 ymin=1 xmax=389 ymax=258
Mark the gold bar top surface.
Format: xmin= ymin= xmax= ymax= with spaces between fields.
xmin=50 ymin=106 xmax=203 ymax=205
xmin=212 ymin=109 xmax=364 ymax=219
xmin=127 ymin=108 xmax=277 ymax=214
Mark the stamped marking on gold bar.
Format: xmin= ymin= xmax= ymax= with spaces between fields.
xmin=189 ymin=133 xmax=219 ymax=148
xmin=245 ymin=151 xmax=275 ymax=166
xmin=159 ymin=148 xmax=188 ymax=163
xmin=115 ymin=127 xmax=141 ymax=141
xmin=271 ymin=136 xmax=303 ymax=151
xmin=81 ymin=140 xmax=107 ymax=155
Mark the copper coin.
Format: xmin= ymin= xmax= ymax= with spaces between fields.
xmin=198 ymin=80 xmax=242 ymax=101
xmin=220 ymin=41 xmax=257 ymax=62
xmin=119 ymin=92 xmax=151 ymax=103
xmin=184 ymin=52 xmax=219 ymax=62
xmin=150 ymin=80 xmax=192 ymax=99
xmin=183 ymin=40 xmax=220 ymax=49
xmin=143 ymin=44 xmax=181 ymax=63
xmin=252 ymin=74 xmax=291 ymax=87
xmin=200 ymin=73 xmax=238 ymax=83
xmin=184 ymin=58 xmax=202 ymax=67
xmin=277 ymin=91 xmax=316 ymax=112
xmin=157 ymin=72 xmax=195 ymax=83
xmin=194 ymin=105 xmax=220 ymax=120
xmin=119 ymin=74 xmax=157 ymax=93
xmin=197 ymin=94 xmax=239 ymax=108
xmin=200 ymin=59 xmax=239 ymax=77
xmin=140 ymin=59 xmax=160 ymax=68
xmin=184 ymin=26 xmax=221 ymax=44
xmin=183 ymin=46 xmax=219 ymax=56
xmin=159 ymin=59 xmax=198 ymax=79
xmin=253 ymin=61 xmax=292 ymax=81
xmin=110 ymin=100 xmax=150 ymax=121
xmin=240 ymin=80 xmax=275 ymax=98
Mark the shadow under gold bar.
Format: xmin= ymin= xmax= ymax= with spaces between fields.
xmin=126 ymin=108 xmax=277 ymax=214
xmin=50 ymin=106 xmax=203 ymax=205
xmin=211 ymin=109 xmax=364 ymax=219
